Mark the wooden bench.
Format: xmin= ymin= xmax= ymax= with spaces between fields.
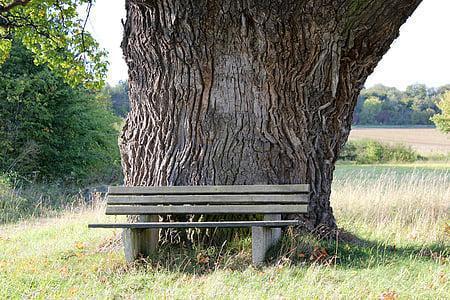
xmin=89 ymin=184 xmax=309 ymax=265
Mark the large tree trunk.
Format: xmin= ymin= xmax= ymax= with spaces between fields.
xmin=120 ymin=0 xmax=422 ymax=231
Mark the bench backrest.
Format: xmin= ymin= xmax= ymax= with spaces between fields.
xmin=106 ymin=184 xmax=309 ymax=215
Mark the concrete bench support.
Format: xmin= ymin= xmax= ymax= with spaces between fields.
xmin=123 ymin=215 xmax=158 ymax=262
xmin=251 ymin=214 xmax=282 ymax=265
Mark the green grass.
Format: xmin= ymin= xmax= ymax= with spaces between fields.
xmin=1 ymin=218 xmax=448 ymax=299
xmin=1 ymin=164 xmax=449 ymax=299
xmin=351 ymin=125 xmax=436 ymax=129
xmin=334 ymin=162 xmax=450 ymax=180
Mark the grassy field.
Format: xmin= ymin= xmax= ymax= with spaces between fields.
xmin=349 ymin=127 xmax=450 ymax=155
xmin=0 ymin=165 xmax=449 ymax=299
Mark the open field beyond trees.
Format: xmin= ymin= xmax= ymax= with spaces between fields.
xmin=349 ymin=127 xmax=450 ymax=155
xmin=1 ymin=165 xmax=449 ymax=299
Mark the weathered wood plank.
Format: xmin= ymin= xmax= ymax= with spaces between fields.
xmin=108 ymin=184 xmax=310 ymax=195
xmin=88 ymin=220 xmax=299 ymax=229
xmin=105 ymin=204 xmax=308 ymax=215
xmin=107 ymin=194 xmax=309 ymax=205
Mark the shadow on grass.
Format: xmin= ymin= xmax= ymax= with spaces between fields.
xmin=110 ymin=229 xmax=448 ymax=275
xmin=267 ymin=229 xmax=449 ymax=270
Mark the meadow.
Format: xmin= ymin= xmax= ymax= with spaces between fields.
xmin=1 ymin=164 xmax=448 ymax=299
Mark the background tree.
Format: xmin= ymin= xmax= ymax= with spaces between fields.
xmin=104 ymin=81 xmax=130 ymax=117
xmin=0 ymin=0 xmax=118 ymax=184
xmin=431 ymin=92 xmax=450 ymax=133
xmin=0 ymin=0 xmax=107 ymax=88
xmin=120 ymin=0 xmax=423 ymax=231
xmin=0 ymin=41 xmax=121 ymax=184
xmin=359 ymin=97 xmax=383 ymax=125
xmin=353 ymin=84 xmax=444 ymax=126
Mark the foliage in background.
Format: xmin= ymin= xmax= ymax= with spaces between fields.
xmin=353 ymin=84 xmax=450 ymax=126
xmin=0 ymin=0 xmax=107 ymax=89
xmin=104 ymin=81 xmax=129 ymax=117
xmin=339 ymin=140 xmax=420 ymax=164
xmin=0 ymin=41 xmax=121 ymax=184
xmin=431 ymin=92 xmax=450 ymax=133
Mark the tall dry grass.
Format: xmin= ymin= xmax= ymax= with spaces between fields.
xmin=331 ymin=169 xmax=449 ymax=243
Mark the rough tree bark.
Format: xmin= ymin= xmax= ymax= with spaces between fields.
xmin=120 ymin=0 xmax=422 ymax=232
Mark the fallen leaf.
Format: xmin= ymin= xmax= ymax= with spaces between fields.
xmin=310 ymin=247 xmax=328 ymax=263
xmin=196 ymin=252 xmax=209 ymax=264
xmin=380 ymin=291 xmax=398 ymax=300
xmin=60 ymin=266 xmax=68 ymax=276
xmin=75 ymin=242 xmax=85 ymax=250
xmin=68 ymin=287 xmax=78 ymax=296
xmin=439 ymin=272 xmax=447 ymax=284
xmin=444 ymin=223 xmax=450 ymax=236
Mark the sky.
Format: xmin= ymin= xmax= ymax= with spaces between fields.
xmin=86 ymin=0 xmax=450 ymax=91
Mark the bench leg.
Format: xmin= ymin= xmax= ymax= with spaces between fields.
xmin=264 ymin=214 xmax=282 ymax=244
xmin=122 ymin=215 xmax=159 ymax=262
xmin=252 ymin=214 xmax=282 ymax=266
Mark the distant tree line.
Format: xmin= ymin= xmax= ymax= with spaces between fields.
xmin=105 ymin=82 xmax=449 ymax=127
xmin=354 ymin=84 xmax=449 ymax=126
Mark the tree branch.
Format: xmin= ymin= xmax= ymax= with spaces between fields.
xmin=0 ymin=0 xmax=32 ymax=14
xmin=340 ymin=0 xmax=423 ymax=83
xmin=80 ymin=0 xmax=93 ymax=55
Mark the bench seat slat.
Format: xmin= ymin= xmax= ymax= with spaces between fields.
xmin=106 ymin=204 xmax=307 ymax=215
xmin=88 ymin=220 xmax=299 ymax=229
xmin=108 ymin=184 xmax=310 ymax=195
xmin=107 ymin=194 xmax=309 ymax=205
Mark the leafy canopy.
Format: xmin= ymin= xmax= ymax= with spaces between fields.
xmin=0 ymin=0 xmax=107 ymax=89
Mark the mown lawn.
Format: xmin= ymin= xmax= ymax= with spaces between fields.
xmin=1 ymin=165 xmax=449 ymax=299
